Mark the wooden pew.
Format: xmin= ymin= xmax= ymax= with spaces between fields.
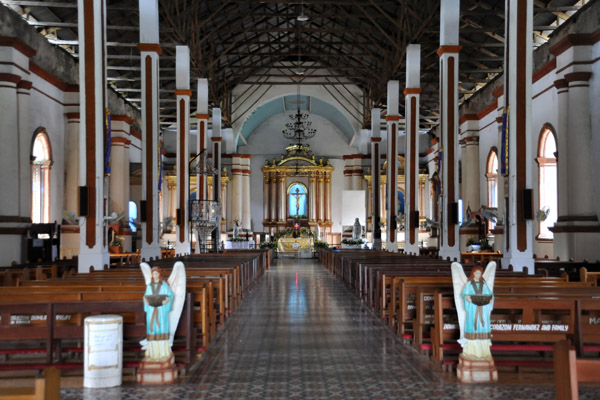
xmin=14 ymin=280 xmax=214 ymax=348
xmin=431 ymin=293 xmax=600 ymax=369
xmin=0 ymin=293 xmax=195 ymax=368
xmin=580 ymin=267 xmax=600 ymax=286
xmin=0 ymin=367 xmax=60 ymax=400
xmin=554 ymin=340 xmax=600 ymax=400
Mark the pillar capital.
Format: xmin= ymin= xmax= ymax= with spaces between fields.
xmin=554 ymin=79 xmax=569 ymax=90
xmin=564 ymin=72 xmax=592 ymax=83
xmin=137 ymin=43 xmax=162 ymax=54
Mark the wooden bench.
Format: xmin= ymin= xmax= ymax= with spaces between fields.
xmin=0 ymin=293 xmax=196 ymax=368
xmin=554 ymin=340 xmax=600 ymax=400
xmin=0 ymin=367 xmax=60 ymax=400
xmin=580 ymin=267 xmax=600 ymax=286
xmin=431 ymin=293 xmax=600 ymax=369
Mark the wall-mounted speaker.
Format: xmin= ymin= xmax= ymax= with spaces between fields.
xmin=449 ymin=202 xmax=459 ymax=225
xmin=412 ymin=210 xmax=420 ymax=229
xmin=140 ymin=200 xmax=147 ymax=222
xmin=522 ymin=188 xmax=533 ymax=220
xmin=79 ymin=186 xmax=88 ymax=217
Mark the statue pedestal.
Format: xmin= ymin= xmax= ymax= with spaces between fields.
xmin=136 ymin=353 xmax=177 ymax=384
xmin=457 ymin=353 xmax=498 ymax=383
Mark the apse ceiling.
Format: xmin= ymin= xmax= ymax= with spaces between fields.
xmin=0 ymin=0 xmax=590 ymax=135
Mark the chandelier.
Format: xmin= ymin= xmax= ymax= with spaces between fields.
xmin=282 ymin=9 xmax=316 ymax=144
xmin=282 ymin=106 xmax=316 ymax=142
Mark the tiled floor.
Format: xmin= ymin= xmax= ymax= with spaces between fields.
xmin=61 ymin=258 xmax=598 ymax=399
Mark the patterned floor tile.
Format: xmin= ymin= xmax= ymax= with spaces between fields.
xmin=61 ymin=258 xmax=599 ymax=399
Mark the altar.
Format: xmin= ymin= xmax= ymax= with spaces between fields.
xmin=277 ymin=237 xmax=313 ymax=252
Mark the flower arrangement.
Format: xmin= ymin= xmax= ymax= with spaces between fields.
xmin=273 ymin=227 xmax=315 ymax=239
xmin=259 ymin=241 xmax=277 ymax=249
xmin=313 ymin=240 xmax=329 ymax=249
xmin=341 ymin=238 xmax=364 ymax=245
xmin=230 ymin=237 xmax=247 ymax=242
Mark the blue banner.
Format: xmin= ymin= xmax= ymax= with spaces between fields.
xmin=104 ymin=109 xmax=111 ymax=176
xmin=500 ymin=107 xmax=509 ymax=175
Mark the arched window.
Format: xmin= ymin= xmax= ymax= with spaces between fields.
xmin=485 ymin=149 xmax=499 ymax=232
xmin=537 ymin=127 xmax=557 ymax=240
xmin=129 ymin=201 xmax=138 ymax=232
xmin=287 ymin=183 xmax=308 ymax=218
xmin=31 ymin=129 xmax=52 ymax=223
xmin=486 ymin=149 xmax=498 ymax=207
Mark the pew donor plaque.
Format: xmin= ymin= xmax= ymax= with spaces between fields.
xmin=451 ymin=261 xmax=498 ymax=383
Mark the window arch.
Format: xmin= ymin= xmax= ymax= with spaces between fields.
xmin=537 ymin=126 xmax=557 ymax=240
xmin=486 ymin=148 xmax=498 ymax=210
xmin=31 ymin=129 xmax=52 ymax=224
xmin=129 ymin=201 xmax=138 ymax=232
xmin=287 ymin=182 xmax=308 ymax=218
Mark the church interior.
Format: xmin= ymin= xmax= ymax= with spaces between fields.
xmin=0 ymin=0 xmax=599 ymax=398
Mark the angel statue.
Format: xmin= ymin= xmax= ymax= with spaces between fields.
xmin=139 ymin=262 xmax=186 ymax=361
xmin=451 ymin=261 xmax=496 ymax=360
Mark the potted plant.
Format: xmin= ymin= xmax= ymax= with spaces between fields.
xmin=341 ymin=238 xmax=364 ymax=249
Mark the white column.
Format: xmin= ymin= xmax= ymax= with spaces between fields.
xmin=271 ymin=172 xmax=278 ymax=222
xmin=352 ymin=158 xmax=363 ymax=190
xmin=211 ymin=108 xmax=222 ymax=249
xmin=309 ymin=174 xmax=317 ymax=223
xmin=318 ymin=172 xmax=325 ymax=223
xmin=109 ymin=137 xmax=129 ymax=217
xmin=386 ymin=80 xmax=400 ymax=252
xmin=325 ymin=172 xmax=332 ymax=223
xmin=343 ymin=156 xmax=353 ymax=190
xmin=242 ymin=156 xmax=251 ymax=230
xmin=77 ymin=0 xmax=109 ymax=272
xmin=196 ymin=78 xmax=209 ymax=201
xmin=460 ymin=137 xmax=480 ymax=216
xmin=501 ymin=0 xmax=534 ymax=273
xmin=371 ymin=108 xmax=382 ymax=249
xmin=138 ymin=0 xmax=161 ymax=261
xmin=263 ymin=174 xmax=269 ymax=225
xmin=174 ymin=45 xmax=191 ymax=256
xmin=404 ymin=44 xmax=421 ymax=255
xmin=551 ymin=60 xmax=599 ymax=260
xmin=438 ymin=0 xmax=461 ymax=261
xmin=231 ymin=155 xmax=243 ymax=227
xmin=279 ymin=174 xmax=286 ymax=222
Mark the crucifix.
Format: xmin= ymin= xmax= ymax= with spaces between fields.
xmin=292 ymin=187 xmax=302 ymax=217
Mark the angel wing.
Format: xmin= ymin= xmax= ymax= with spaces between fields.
xmin=451 ymin=262 xmax=468 ymax=347
xmin=140 ymin=262 xmax=152 ymax=286
xmin=167 ymin=261 xmax=186 ymax=346
xmin=482 ymin=261 xmax=497 ymax=293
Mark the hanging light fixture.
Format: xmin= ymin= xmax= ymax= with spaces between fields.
xmin=283 ymin=13 xmax=315 ymax=144
xmin=297 ymin=0 xmax=309 ymax=22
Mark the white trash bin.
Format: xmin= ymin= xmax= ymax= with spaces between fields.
xmin=84 ymin=314 xmax=123 ymax=388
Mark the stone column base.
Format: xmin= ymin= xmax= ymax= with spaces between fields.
xmin=457 ymin=353 xmax=498 ymax=383
xmin=136 ymin=353 xmax=177 ymax=384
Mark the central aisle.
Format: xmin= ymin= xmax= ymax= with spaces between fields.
xmin=62 ymin=257 xmax=594 ymax=399
xmin=188 ymin=258 xmax=440 ymax=396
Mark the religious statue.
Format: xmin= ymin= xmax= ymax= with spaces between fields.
xmin=233 ymin=220 xmax=240 ymax=239
xmin=137 ymin=262 xmax=186 ymax=384
xmin=451 ymin=261 xmax=498 ymax=382
xmin=352 ymin=218 xmax=362 ymax=240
